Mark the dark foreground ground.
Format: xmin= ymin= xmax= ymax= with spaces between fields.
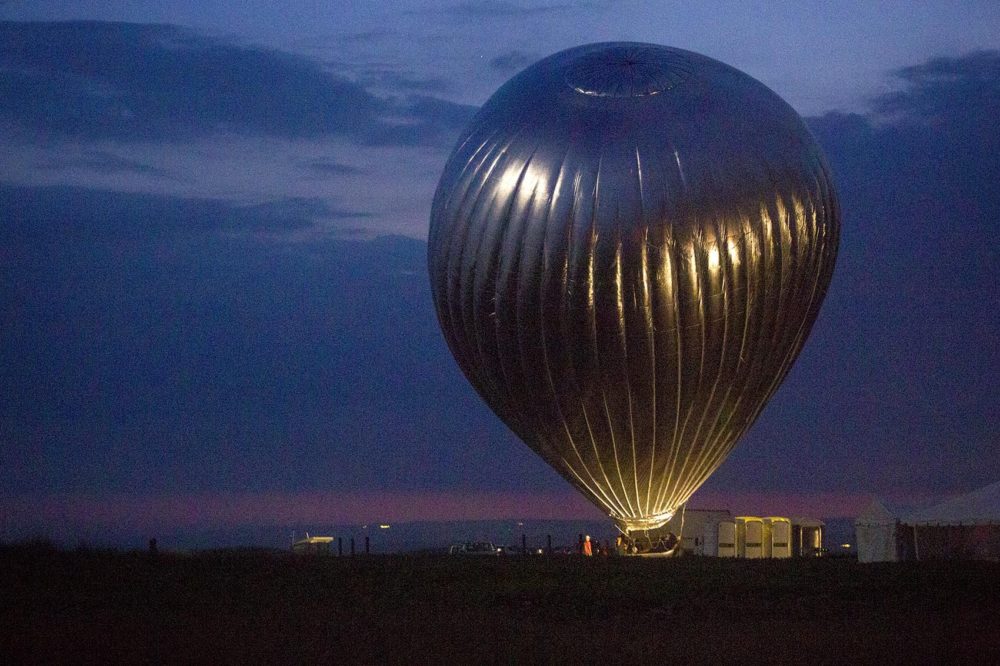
xmin=3 ymin=544 xmax=999 ymax=665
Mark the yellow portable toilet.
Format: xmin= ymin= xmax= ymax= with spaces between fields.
xmin=717 ymin=520 xmax=737 ymax=557
xmin=736 ymin=516 xmax=764 ymax=559
xmin=764 ymin=517 xmax=792 ymax=558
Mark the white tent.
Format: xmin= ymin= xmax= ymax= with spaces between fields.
xmin=856 ymin=481 xmax=1000 ymax=562
xmin=906 ymin=481 xmax=1000 ymax=561
xmin=855 ymin=498 xmax=904 ymax=563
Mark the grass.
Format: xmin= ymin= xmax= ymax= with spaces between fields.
xmin=2 ymin=543 xmax=999 ymax=664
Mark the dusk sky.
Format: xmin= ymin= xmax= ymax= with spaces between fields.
xmin=2 ymin=1 xmax=999 ymax=546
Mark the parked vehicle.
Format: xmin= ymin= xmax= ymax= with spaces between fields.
xmin=449 ymin=541 xmax=499 ymax=556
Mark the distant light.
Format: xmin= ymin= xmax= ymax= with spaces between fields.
xmin=379 ymin=524 xmax=391 ymax=529
xmin=841 ymin=543 xmax=851 ymax=548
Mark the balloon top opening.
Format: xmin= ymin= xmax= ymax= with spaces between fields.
xmin=564 ymin=44 xmax=693 ymax=98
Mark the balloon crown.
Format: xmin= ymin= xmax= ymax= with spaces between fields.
xmin=564 ymin=44 xmax=693 ymax=98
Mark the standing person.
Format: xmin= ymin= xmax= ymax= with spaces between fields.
xmin=582 ymin=534 xmax=593 ymax=556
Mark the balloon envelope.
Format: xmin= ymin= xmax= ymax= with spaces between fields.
xmin=428 ymin=43 xmax=839 ymax=532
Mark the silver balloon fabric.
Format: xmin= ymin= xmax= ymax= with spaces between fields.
xmin=428 ymin=43 xmax=839 ymax=533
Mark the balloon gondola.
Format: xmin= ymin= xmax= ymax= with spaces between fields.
xmin=428 ymin=43 xmax=839 ymax=534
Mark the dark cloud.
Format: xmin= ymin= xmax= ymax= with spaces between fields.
xmin=33 ymin=149 xmax=175 ymax=178
xmin=301 ymin=159 xmax=365 ymax=176
xmin=873 ymin=51 xmax=1000 ymax=131
xmin=236 ymin=197 xmax=373 ymax=227
xmin=359 ymin=68 xmax=451 ymax=94
xmin=0 ymin=182 xmax=548 ymax=498
xmin=364 ymin=95 xmax=476 ymax=147
xmin=488 ymin=50 xmax=537 ymax=73
xmin=0 ymin=21 xmax=469 ymax=148
xmin=0 ymin=21 xmax=382 ymax=140
xmin=0 ymin=183 xmax=370 ymax=238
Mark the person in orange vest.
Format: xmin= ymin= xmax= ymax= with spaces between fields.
xmin=582 ymin=534 xmax=593 ymax=556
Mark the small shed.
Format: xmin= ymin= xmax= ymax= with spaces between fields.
xmin=790 ymin=517 xmax=826 ymax=557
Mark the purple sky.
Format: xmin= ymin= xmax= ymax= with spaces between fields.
xmin=1 ymin=2 xmax=998 ymax=546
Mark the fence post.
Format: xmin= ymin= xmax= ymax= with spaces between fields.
xmin=338 ymin=536 xmax=343 ymax=557
xmin=547 ymin=534 xmax=552 ymax=556
xmin=365 ymin=535 xmax=370 ymax=555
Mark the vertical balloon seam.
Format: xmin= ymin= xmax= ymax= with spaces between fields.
xmin=449 ymin=131 xmax=511 ymax=389
xmin=651 ymin=230 xmax=683 ymax=513
xmin=456 ymin=137 xmax=516 ymax=417
xmin=646 ymin=139 xmax=674 ymax=513
xmin=457 ymin=140 xmax=522 ymax=434
xmin=427 ymin=127 xmax=484 ymax=254
xmin=564 ymin=152 xmax=633 ymax=519
xmin=495 ymin=145 xmax=541 ymax=444
xmin=519 ymin=153 xmax=613 ymax=512
xmin=669 ymin=222 xmax=709 ymax=509
xmin=676 ymin=195 xmax=771 ymax=503
xmin=681 ymin=208 xmax=733 ymax=511
xmin=680 ymin=170 xmax=832 ymax=504
xmin=660 ymin=202 xmax=687 ymax=514
xmin=442 ymin=129 xmax=508 ymax=400
xmin=754 ymin=173 xmax=831 ymax=427
xmin=597 ymin=161 xmax=634 ymax=518
xmin=778 ymin=183 xmax=804 ymax=343
xmin=552 ymin=147 xmax=622 ymax=514
xmin=647 ymin=219 xmax=673 ymax=514
xmin=613 ymin=213 xmax=643 ymax=517
xmin=680 ymin=208 xmax=763 ymax=503
xmin=559 ymin=154 xmax=632 ymax=517
xmin=677 ymin=206 xmax=728 ymax=507
xmin=520 ymin=147 xmax=622 ymax=517
xmin=592 ymin=153 xmax=638 ymax=519
xmin=693 ymin=195 xmax=772 ymax=501
xmin=670 ymin=218 xmax=719 ymax=510
xmin=635 ymin=144 xmax=659 ymax=519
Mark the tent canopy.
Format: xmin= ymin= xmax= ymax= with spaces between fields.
xmin=906 ymin=481 xmax=1000 ymax=526
xmin=855 ymin=498 xmax=904 ymax=525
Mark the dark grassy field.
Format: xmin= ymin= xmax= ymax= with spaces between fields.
xmin=3 ymin=544 xmax=999 ymax=664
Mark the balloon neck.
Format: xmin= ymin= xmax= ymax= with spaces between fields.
xmin=614 ymin=510 xmax=676 ymax=534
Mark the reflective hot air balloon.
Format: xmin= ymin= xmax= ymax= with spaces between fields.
xmin=428 ymin=43 xmax=839 ymax=533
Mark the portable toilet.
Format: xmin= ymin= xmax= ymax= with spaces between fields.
xmin=764 ymin=517 xmax=792 ymax=558
xmin=790 ymin=517 xmax=825 ymax=557
xmin=716 ymin=520 xmax=736 ymax=557
xmin=736 ymin=516 xmax=764 ymax=558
